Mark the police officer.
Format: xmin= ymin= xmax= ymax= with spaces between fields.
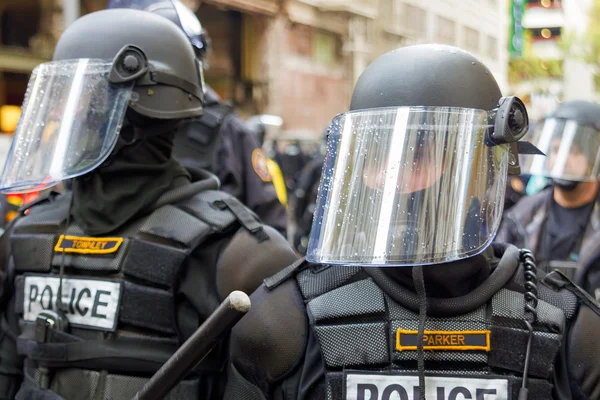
xmin=497 ymin=100 xmax=600 ymax=300
xmin=222 ymin=45 xmax=600 ymax=400
xmin=246 ymin=115 xmax=288 ymax=208
xmin=108 ymin=0 xmax=288 ymax=236
xmin=0 ymin=8 xmax=297 ymax=400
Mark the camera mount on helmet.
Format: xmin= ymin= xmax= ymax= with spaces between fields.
xmin=109 ymin=45 xmax=149 ymax=84
xmin=487 ymin=96 xmax=542 ymax=175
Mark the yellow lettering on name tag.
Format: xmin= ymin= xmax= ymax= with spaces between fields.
xmin=54 ymin=235 xmax=123 ymax=255
xmin=396 ymin=329 xmax=491 ymax=352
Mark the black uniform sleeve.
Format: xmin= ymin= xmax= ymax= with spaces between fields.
xmin=567 ymin=302 xmax=600 ymax=399
xmin=214 ymin=115 xmax=288 ymax=236
xmin=224 ymin=280 xmax=308 ymax=399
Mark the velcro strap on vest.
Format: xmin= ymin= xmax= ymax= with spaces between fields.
xmin=489 ymin=326 xmax=561 ymax=379
xmin=17 ymin=337 xmax=175 ymax=373
xmin=119 ymin=281 xmax=175 ymax=334
xmin=308 ymin=279 xmax=386 ymax=323
xmin=178 ymin=191 xmax=238 ymax=232
xmin=15 ymin=277 xmax=176 ymax=334
xmin=214 ymin=198 xmax=268 ymax=242
xmin=122 ymin=239 xmax=187 ymax=287
xmin=12 ymin=234 xmax=55 ymax=272
xmin=314 ymin=322 xmax=389 ymax=368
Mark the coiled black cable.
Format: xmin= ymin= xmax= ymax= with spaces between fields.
xmin=518 ymin=248 xmax=539 ymax=400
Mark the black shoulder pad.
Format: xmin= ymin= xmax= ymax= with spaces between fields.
xmin=216 ymin=224 xmax=298 ymax=299
xmin=229 ymin=281 xmax=308 ymax=393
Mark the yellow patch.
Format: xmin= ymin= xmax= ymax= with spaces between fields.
xmin=54 ymin=235 xmax=123 ymax=255
xmin=396 ymin=329 xmax=491 ymax=352
xmin=252 ymin=149 xmax=272 ymax=183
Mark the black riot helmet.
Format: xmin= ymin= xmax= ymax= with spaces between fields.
xmin=0 ymin=9 xmax=204 ymax=194
xmin=53 ymin=8 xmax=204 ymax=119
xmin=307 ymin=44 xmax=534 ymax=267
xmin=523 ymin=100 xmax=600 ymax=186
xmin=108 ymin=0 xmax=212 ymax=69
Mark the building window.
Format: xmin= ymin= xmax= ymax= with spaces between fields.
xmin=435 ymin=16 xmax=456 ymax=45
xmin=487 ymin=35 xmax=498 ymax=60
xmin=403 ymin=4 xmax=427 ymax=38
xmin=463 ymin=27 xmax=480 ymax=53
xmin=313 ymin=31 xmax=337 ymax=66
xmin=288 ymin=24 xmax=313 ymax=58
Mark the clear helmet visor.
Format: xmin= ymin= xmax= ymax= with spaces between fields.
xmin=0 ymin=59 xmax=132 ymax=194
xmin=522 ymin=118 xmax=600 ymax=182
xmin=307 ymin=107 xmax=509 ymax=266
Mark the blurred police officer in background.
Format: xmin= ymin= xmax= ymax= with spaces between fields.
xmin=497 ymin=100 xmax=600 ymax=300
xmin=0 ymin=7 xmax=296 ymax=400
xmin=222 ymin=45 xmax=600 ymax=400
xmin=246 ymin=114 xmax=288 ymax=209
xmin=108 ymin=0 xmax=288 ymax=236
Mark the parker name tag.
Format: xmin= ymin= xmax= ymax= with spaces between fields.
xmin=346 ymin=373 xmax=508 ymax=400
xmin=23 ymin=275 xmax=122 ymax=331
xmin=396 ymin=329 xmax=490 ymax=351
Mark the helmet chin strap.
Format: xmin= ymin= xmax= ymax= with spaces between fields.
xmin=551 ymin=178 xmax=580 ymax=192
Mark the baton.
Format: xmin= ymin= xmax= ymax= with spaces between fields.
xmin=132 ymin=290 xmax=251 ymax=400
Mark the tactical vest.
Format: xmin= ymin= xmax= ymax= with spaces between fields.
xmin=293 ymin=258 xmax=579 ymax=400
xmin=10 ymin=187 xmax=260 ymax=399
xmin=173 ymin=99 xmax=234 ymax=172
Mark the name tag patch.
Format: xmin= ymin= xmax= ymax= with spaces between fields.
xmin=54 ymin=235 xmax=123 ymax=254
xmin=396 ymin=329 xmax=490 ymax=351
xmin=23 ymin=275 xmax=122 ymax=331
xmin=346 ymin=373 xmax=508 ymax=400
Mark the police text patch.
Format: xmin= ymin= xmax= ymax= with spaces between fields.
xmin=345 ymin=373 xmax=508 ymax=400
xmin=54 ymin=235 xmax=123 ymax=254
xmin=23 ymin=275 xmax=122 ymax=331
xmin=396 ymin=329 xmax=490 ymax=351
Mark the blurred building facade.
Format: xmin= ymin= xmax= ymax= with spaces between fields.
xmin=0 ymin=0 xmax=511 ymax=138
xmin=508 ymin=0 xmax=595 ymax=121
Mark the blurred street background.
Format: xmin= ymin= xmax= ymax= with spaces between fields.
xmin=3 ymin=0 xmax=599 ymax=138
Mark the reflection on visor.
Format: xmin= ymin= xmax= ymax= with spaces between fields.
xmin=307 ymin=106 xmax=509 ymax=266
xmin=523 ymin=118 xmax=600 ymax=181
xmin=0 ymin=59 xmax=133 ymax=193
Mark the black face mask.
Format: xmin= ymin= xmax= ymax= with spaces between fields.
xmin=70 ymin=118 xmax=190 ymax=236
xmin=551 ymin=178 xmax=580 ymax=191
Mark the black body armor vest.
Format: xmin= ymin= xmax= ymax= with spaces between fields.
xmin=173 ymin=99 xmax=233 ymax=172
xmin=10 ymin=187 xmax=260 ymax=399
xmin=292 ymin=258 xmax=579 ymax=400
